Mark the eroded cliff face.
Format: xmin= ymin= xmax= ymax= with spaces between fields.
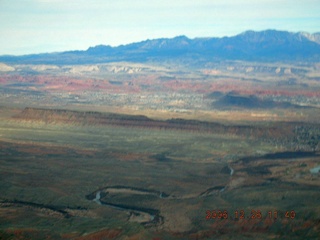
xmin=14 ymin=107 xmax=151 ymax=126
xmin=13 ymin=107 xmax=292 ymax=137
xmin=12 ymin=107 xmax=320 ymax=151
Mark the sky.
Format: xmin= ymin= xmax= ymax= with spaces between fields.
xmin=0 ymin=0 xmax=319 ymax=55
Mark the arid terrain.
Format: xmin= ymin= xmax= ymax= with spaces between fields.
xmin=0 ymin=53 xmax=320 ymax=240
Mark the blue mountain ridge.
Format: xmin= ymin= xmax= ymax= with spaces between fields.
xmin=1 ymin=30 xmax=320 ymax=65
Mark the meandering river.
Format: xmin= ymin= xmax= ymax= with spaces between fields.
xmin=88 ymin=165 xmax=235 ymax=225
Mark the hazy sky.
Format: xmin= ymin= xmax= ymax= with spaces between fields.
xmin=1 ymin=0 xmax=319 ymax=55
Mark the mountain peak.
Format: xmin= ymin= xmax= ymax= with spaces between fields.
xmin=298 ymin=32 xmax=320 ymax=44
xmin=238 ymin=29 xmax=295 ymax=42
xmin=173 ymin=35 xmax=189 ymax=40
xmin=86 ymin=45 xmax=112 ymax=54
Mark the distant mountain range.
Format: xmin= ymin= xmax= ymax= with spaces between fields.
xmin=1 ymin=30 xmax=320 ymax=65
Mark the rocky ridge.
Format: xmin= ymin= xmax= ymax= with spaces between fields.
xmin=1 ymin=30 xmax=320 ymax=64
xmin=13 ymin=107 xmax=320 ymax=151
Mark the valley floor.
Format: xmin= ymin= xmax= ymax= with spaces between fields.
xmin=0 ymin=107 xmax=319 ymax=239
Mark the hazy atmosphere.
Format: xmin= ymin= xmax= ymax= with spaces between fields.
xmin=0 ymin=1 xmax=320 ymax=239
xmin=1 ymin=0 xmax=320 ymax=55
